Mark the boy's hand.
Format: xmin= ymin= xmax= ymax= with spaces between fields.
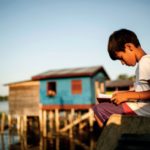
xmin=111 ymin=91 xmax=128 ymax=105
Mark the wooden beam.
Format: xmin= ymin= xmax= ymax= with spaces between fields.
xmin=60 ymin=111 xmax=93 ymax=132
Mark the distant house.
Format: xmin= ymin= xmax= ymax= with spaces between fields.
xmin=32 ymin=66 xmax=110 ymax=110
xmin=106 ymin=79 xmax=134 ymax=92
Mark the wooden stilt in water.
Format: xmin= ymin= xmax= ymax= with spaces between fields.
xmin=63 ymin=111 xmax=68 ymax=128
xmin=39 ymin=109 xmax=43 ymax=135
xmin=20 ymin=116 xmax=24 ymax=136
xmin=47 ymin=110 xmax=54 ymax=137
xmin=17 ymin=116 xmax=21 ymax=135
xmin=49 ymin=110 xmax=54 ymax=131
xmin=23 ymin=115 xmax=27 ymax=133
xmin=55 ymin=109 xmax=59 ymax=132
xmin=43 ymin=110 xmax=47 ymax=137
xmin=56 ymin=135 xmax=60 ymax=150
xmin=8 ymin=114 xmax=12 ymax=133
xmin=69 ymin=109 xmax=75 ymax=138
xmin=0 ymin=112 xmax=5 ymax=134
xmin=39 ymin=137 xmax=43 ymax=150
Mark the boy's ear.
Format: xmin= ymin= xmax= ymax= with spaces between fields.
xmin=125 ymin=43 xmax=135 ymax=51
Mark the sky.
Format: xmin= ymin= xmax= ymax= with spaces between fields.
xmin=0 ymin=0 xmax=150 ymax=96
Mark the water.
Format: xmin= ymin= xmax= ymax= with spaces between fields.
xmin=0 ymin=127 xmax=100 ymax=150
xmin=0 ymin=102 xmax=101 ymax=150
xmin=0 ymin=101 xmax=9 ymax=114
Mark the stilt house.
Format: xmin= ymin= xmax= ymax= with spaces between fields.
xmin=32 ymin=66 xmax=110 ymax=111
xmin=6 ymin=66 xmax=110 ymax=135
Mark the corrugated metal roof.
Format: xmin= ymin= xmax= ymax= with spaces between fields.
xmin=32 ymin=66 xmax=110 ymax=80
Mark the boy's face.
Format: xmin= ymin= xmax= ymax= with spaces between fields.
xmin=115 ymin=44 xmax=137 ymax=66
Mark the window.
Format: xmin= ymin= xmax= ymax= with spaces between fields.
xmin=47 ymin=82 xmax=56 ymax=96
xmin=71 ymin=80 xmax=82 ymax=94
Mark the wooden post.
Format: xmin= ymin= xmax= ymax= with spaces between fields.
xmin=69 ymin=109 xmax=75 ymax=138
xmin=56 ymin=135 xmax=60 ymax=150
xmin=23 ymin=115 xmax=27 ymax=133
xmin=78 ymin=111 xmax=82 ymax=132
xmin=8 ymin=114 xmax=12 ymax=133
xmin=20 ymin=116 xmax=24 ymax=136
xmin=0 ymin=112 xmax=5 ymax=134
xmin=88 ymin=109 xmax=94 ymax=132
xmin=39 ymin=109 xmax=43 ymax=135
xmin=43 ymin=110 xmax=47 ymax=137
xmin=55 ymin=109 xmax=59 ymax=132
xmin=17 ymin=116 xmax=21 ymax=135
xmin=39 ymin=137 xmax=43 ymax=150
xmin=63 ymin=111 xmax=68 ymax=128
xmin=49 ymin=110 xmax=54 ymax=132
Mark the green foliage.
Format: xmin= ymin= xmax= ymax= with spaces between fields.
xmin=117 ymin=74 xmax=128 ymax=80
xmin=0 ymin=95 xmax=8 ymax=101
xmin=117 ymin=74 xmax=135 ymax=81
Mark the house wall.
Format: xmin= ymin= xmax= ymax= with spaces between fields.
xmin=8 ymin=81 xmax=39 ymax=116
xmin=40 ymin=77 xmax=93 ymax=105
xmin=40 ymin=72 xmax=107 ymax=105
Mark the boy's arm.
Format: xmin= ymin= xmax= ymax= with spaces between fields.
xmin=111 ymin=90 xmax=150 ymax=105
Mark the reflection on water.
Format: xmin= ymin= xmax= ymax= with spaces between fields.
xmin=0 ymin=126 xmax=100 ymax=150
xmin=0 ymin=102 xmax=100 ymax=150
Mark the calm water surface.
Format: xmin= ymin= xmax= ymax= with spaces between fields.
xmin=0 ymin=128 xmax=100 ymax=150
xmin=0 ymin=101 xmax=9 ymax=114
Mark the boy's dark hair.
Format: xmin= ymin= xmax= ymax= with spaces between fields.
xmin=108 ymin=29 xmax=141 ymax=60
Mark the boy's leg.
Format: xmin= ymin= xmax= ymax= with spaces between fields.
xmin=92 ymin=102 xmax=125 ymax=127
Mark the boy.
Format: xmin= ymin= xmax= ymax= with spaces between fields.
xmin=93 ymin=29 xmax=150 ymax=127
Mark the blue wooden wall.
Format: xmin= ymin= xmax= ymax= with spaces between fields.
xmin=40 ymin=72 xmax=106 ymax=105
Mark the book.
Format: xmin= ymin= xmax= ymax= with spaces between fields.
xmin=97 ymin=93 xmax=112 ymax=102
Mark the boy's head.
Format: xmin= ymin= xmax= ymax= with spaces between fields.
xmin=108 ymin=29 xmax=141 ymax=61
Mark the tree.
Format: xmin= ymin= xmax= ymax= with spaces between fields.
xmin=0 ymin=95 xmax=8 ymax=101
xmin=117 ymin=74 xmax=135 ymax=81
xmin=117 ymin=74 xmax=128 ymax=80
